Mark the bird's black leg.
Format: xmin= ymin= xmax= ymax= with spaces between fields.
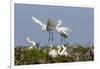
xmin=61 ymin=35 xmax=62 ymax=44
xmin=48 ymin=32 xmax=50 ymax=42
xmin=50 ymin=32 xmax=51 ymax=41
xmin=66 ymin=41 xmax=69 ymax=46
xmin=63 ymin=38 xmax=65 ymax=45
xmin=51 ymin=32 xmax=53 ymax=41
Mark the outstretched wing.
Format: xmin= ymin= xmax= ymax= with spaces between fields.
xmin=59 ymin=27 xmax=71 ymax=38
xmin=32 ymin=16 xmax=46 ymax=27
xmin=64 ymin=27 xmax=72 ymax=32
xmin=46 ymin=18 xmax=55 ymax=31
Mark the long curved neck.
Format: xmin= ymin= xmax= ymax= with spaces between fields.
xmin=57 ymin=47 xmax=62 ymax=55
xmin=27 ymin=39 xmax=35 ymax=45
xmin=56 ymin=23 xmax=60 ymax=29
xmin=61 ymin=45 xmax=66 ymax=53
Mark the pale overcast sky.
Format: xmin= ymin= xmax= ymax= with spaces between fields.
xmin=15 ymin=4 xmax=94 ymax=46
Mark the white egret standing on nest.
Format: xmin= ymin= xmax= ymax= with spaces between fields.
xmin=49 ymin=45 xmax=68 ymax=58
xmin=56 ymin=20 xmax=71 ymax=44
xmin=57 ymin=45 xmax=68 ymax=57
xmin=32 ymin=16 xmax=55 ymax=42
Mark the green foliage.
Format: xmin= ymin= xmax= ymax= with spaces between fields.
xmin=15 ymin=44 xmax=94 ymax=65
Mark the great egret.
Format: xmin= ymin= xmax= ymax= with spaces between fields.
xmin=32 ymin=16 xmax=55 ymax=42
xmin=49 ymin=44 xmax=68 ymax=58
xmin=57 ymin=45 xmax=68 ymax=57
xmin=26 ymin=37 xmax=37 ymax=49
xmin=56 ymin=20 xmax=71 ymax=44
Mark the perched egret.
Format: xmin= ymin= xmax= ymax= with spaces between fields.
xmin=26 ymin=37 xmax=37 ymax=49
xmin=56 ymin=20 xmax=71 ymax=44
xmin=57 ymin=45 xmax=68 ymax=57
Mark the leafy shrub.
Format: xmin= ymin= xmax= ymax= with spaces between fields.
xmin=15 ymin=44 xmax=94 ymax=65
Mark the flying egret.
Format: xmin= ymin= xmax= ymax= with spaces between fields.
xmin=26 ymin=37 xmax=37 ymax=49
xmin=56 ymin=20 xmax=71 ymax=44
xmin=32 ymin=16 xmax=55 ymax=42
xmin=57 ymin=45 xmax=68 ymax=57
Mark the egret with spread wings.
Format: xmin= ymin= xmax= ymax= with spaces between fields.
xmin=32 ymin=16 xmax=55 ymax=42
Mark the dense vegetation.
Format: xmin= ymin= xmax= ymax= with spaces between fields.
xmin=15 ymin=44 xmax=94 ymax=65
